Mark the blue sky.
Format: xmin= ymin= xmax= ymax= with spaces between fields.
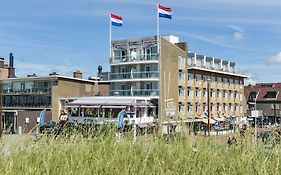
xmin=1 ymin=0 xmax=281 ymax=84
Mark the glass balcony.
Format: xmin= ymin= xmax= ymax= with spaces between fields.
xmin=110 ymin=89 xmax=159 ymax=96
xmin=110 ymin=54 xmax=158 ymax=64
xmin=110 ymin=71 xmax=159 ymax=80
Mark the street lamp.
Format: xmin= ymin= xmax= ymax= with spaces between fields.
xmin=207 ymin=78 xmax=211 ymax=136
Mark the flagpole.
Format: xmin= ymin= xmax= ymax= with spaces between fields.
xmin=109 ymin=12 xmax=112 ymax=62
xmin=157 ymin=3 xmax=163 ymax=131
xmin=157 ymin=4 xmax=160 ymax=55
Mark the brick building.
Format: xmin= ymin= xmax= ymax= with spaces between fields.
xmin=2 ymin=72 xmax=109 ymax=133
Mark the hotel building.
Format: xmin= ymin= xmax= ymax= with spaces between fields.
xmin=109 ymin=35 xmax=248 ymax=122
xmin=187 ymin=52 xmax=248 ymax=120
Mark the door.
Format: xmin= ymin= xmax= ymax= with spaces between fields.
xmin=3 ymin=112 xmax=17 ymax=134
xmin=146 ymin=48 xmax=151 ymax=60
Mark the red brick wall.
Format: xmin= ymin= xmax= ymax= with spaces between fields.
xmin=17 ymin=110 xmax=52 ymax=133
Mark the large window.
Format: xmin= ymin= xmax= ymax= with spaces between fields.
xmin=3 ymin=95 xmax=51 ymax=108
xmin=264 ymin=91 xmax=278 ymax=99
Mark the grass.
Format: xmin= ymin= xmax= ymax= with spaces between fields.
xmin=0 ymin=129 xmax=281 ymax=175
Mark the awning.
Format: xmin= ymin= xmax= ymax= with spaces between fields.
xmin=101 ymin=105 xmax=126 ymax=109
xmin=69 ymin=97 xmax=136 ymax=106
xmin=80 ymin=105 xmax=101 ymax=108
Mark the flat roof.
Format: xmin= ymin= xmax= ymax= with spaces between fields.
xmin=188 ymin=67 xmax=249 ymax=78
xmin=65 ymin=96 xmax=153 ymax=106
xmin=2 ymin=75 xmax=110 ymax=84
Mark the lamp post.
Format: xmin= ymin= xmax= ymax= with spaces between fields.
xmin=254 ymin=90 xmax=261 ymax=143
xmin=207 ymin=78 xmax=211 ymax=136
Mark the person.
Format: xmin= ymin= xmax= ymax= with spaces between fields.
xmin=227 ymin=136 xmax=237 ymax=146
xmin=239 ymin=124 xmax=247 ymax=138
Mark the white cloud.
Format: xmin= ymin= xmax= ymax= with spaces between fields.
xmin=233 ymin=32 xmax=243 ymax=41
xmin=228 ymin=25 xmax=243 ymax=33
xmin=228 ymin=25 xmax=243 ymax=41
xmin=267 ymin=52 xmax=281 ymax=64
xmin=177 ymin=31 xmax=256 ymax=51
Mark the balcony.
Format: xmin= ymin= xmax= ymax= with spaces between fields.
xmin=110 ymin=89 xmax=159 ymax=96
xmin=110 ymin=54 xmax=158 ymax=64
xmin=110 ymin=71 xmax=159 ymax=80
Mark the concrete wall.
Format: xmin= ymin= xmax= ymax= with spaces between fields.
xmin=160 ymin=38 xmax=188 ymax=121
xmin=0 ymin=68 xmax=9 ymax=79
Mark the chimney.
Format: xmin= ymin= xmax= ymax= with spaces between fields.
xmin=8 ymin=53 xmax=16 ymax=78
xmin=8 ymin=68 xmax=16 ymax=78
xmin=0 ymin=57 xmax=4 ymax=68
xmin=73 ymin=70 xmax=82 ymax=79
xmin=9 ymin=53 xmax=14 ymax=68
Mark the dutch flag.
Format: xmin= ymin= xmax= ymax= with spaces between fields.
xmin=111 ymin=13 xmax=123 ymax=27
xmin=158 ymin=4 xmax=173 ymax=19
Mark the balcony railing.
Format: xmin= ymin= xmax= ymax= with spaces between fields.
xmin=110 ymin=54 xmax=158 ymax=64
xmin=3 ymin=88 xmax=51 ymax=95
xmin=110 ymin=71 xmax=159 ymax=80
xmin=110 ymin=89 xmax=159 ymax=96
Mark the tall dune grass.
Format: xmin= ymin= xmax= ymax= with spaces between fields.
xmin=0 ymin=129 xmax=280 ymax=175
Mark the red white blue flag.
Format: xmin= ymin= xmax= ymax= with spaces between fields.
xmin=111 ymin=13 xmax=123 ymax=27
xmin=158 ymin=4 xmax=173 ymax=19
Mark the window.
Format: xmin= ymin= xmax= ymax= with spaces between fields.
xmin=264 ymin=91 xmax=278 ymax=99
xmin=261 ymin=84 xmax=273 ymax=88
xmin=187 ymin=104 xmax=193 ymax=112
xmin=203 ymin=89 xmax=206 ymax=97
xmin=223 ymin=78 xmax=228 ymax=84
xmin=217 ymin=104 xmax=220 ymax=111
xmin=196 ymin=89 xmax=200 ymax=97
xmin=178 ymin=56 xmax=185 ymax=65
xmin=179 ymin=88 xmax=185 ymax=96
xmin=188 ymin=73 xmax=194 ymax=80
xmin=210 ymin=89 xmax=214 ymax=98
xmin=248 ymin=91 xmax=258 ymax=101
xmin=223 ymin=90 xmax=226 ymax=98
xmin=196 ymin=75 xmax=201 ymax=81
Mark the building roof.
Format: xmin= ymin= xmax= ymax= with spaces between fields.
xmin=65 ymin=96 xmax=152 ymax=106
xmin=245 ymin=83 xmax=281 ymax=102
xmin=2 ymin=75 xmax=110 ymax=84
xmin=188 ymin=66 xmax=249 ymax=78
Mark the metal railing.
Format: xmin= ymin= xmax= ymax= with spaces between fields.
xmin=110 ymin=71 xmax=159 ymax=80
xmin=110 ymin=89 xmax=159 ymax=96
xmin=110 ymin=54 xmax=158 ymax=64
xmin=3 ymin=88 xmax=51 ymax=95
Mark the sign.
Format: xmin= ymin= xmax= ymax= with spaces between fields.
xmin=165 ymin=101 xmax=176 ymax=117
xmin=251 ymin=110 xmax=263 ymax=118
